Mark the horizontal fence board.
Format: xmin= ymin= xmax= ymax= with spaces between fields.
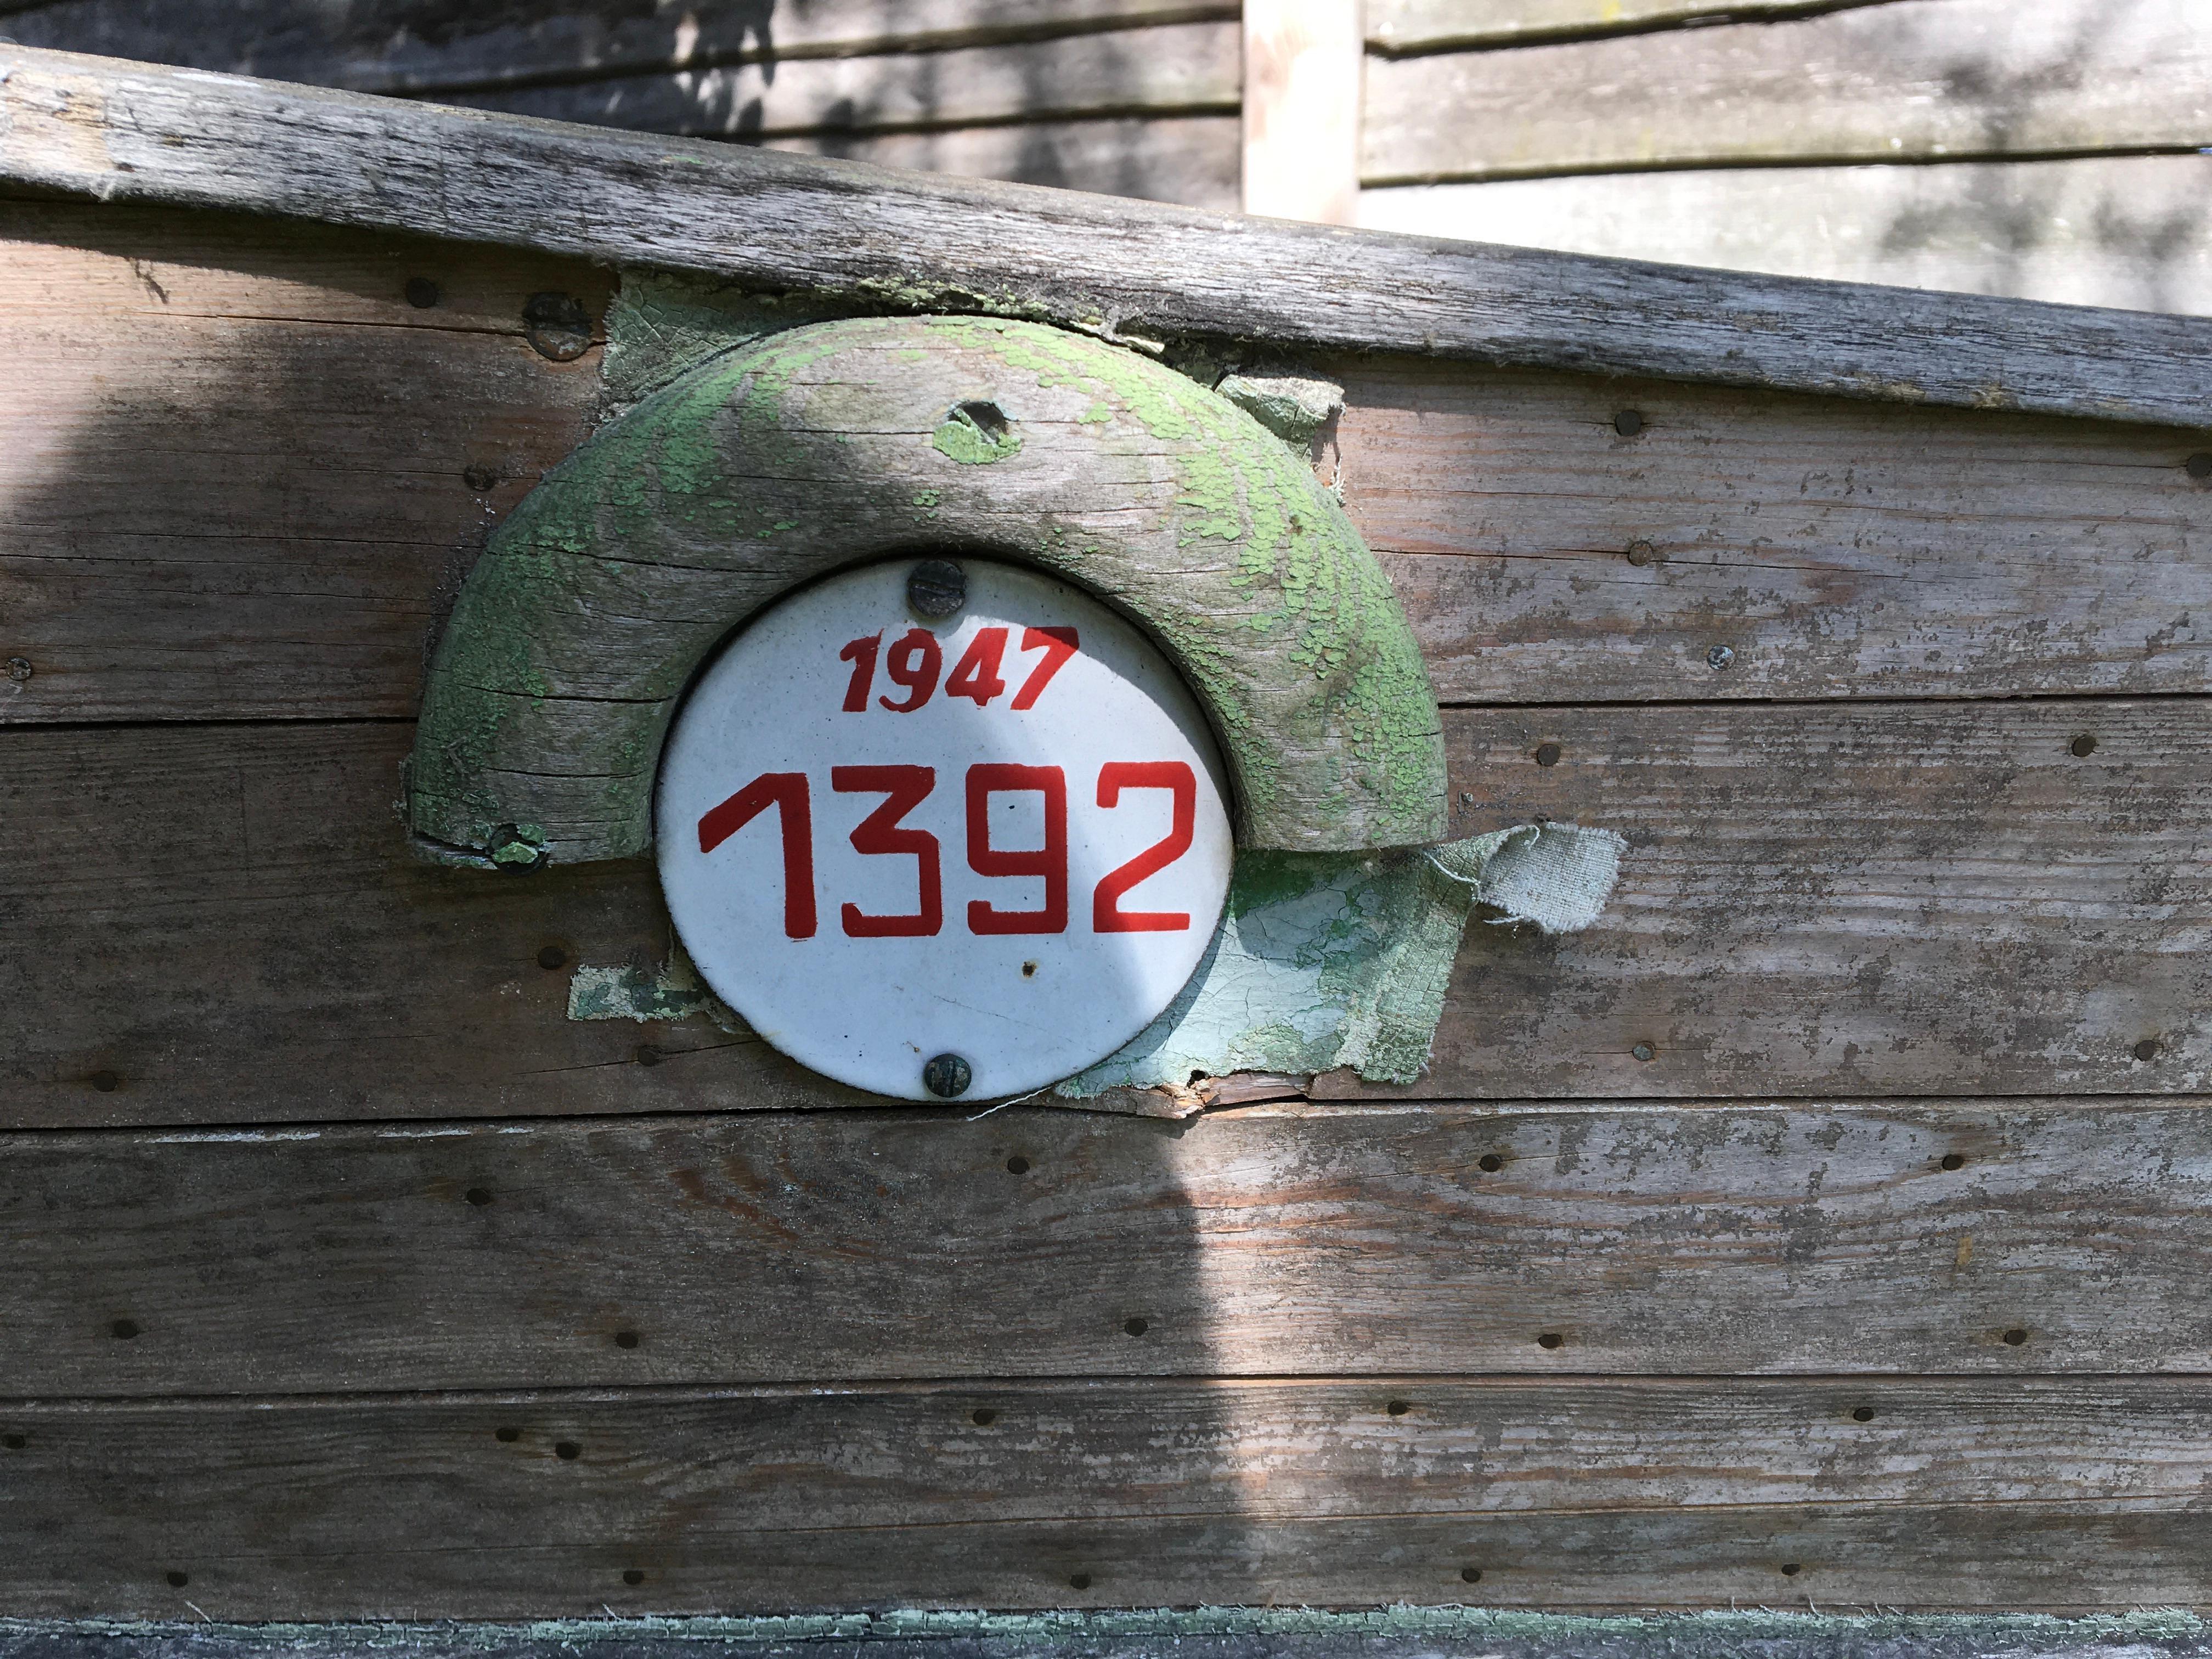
xmin=10 ymin=200 xmax=2212 ymax=724
xmin=452 ymin=23 xmax=1241 ymax=141
xmin=1358 ymin=155 xmax=2212 ymax=317
xmin=4 ymin=1097 xmax=2212 ymax=1391
xmin=1363 ymin=0 xmax=2212 ymax=184
xmin=1367 ymin=0 xmax=1911 ymax=52
xmin=1329 ymin=354 xmax=2212 ymax=704
xmin=764 ymin=115 xmax=1240 ymax=210
xmin=3 ymin=1378 xmax=2211 ymax=1614
xmin=12 ymin=52 xmax=2212 ymax=433
xmin=0 ymin=1 xmax=1236 ymax=98
xmin=7 ymin=697 xmax=2210 ymax=1122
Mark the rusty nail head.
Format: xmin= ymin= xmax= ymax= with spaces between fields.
xmin=1707 ymin=645 xmax=1735 ymax=670
xmin=1534 ymin=742 xmax=1562 ymax=767
xmin=1612 ymin=410 xmax=1645 ymax=437
xmin=463 ymin=464 xmax=499 ymax=493
xmin=1632 ymin=1043 xmax=1655 ymax=1063
xmin=2135 ymin=1037 xmax=2160 ymax=1062
xmin=404 ymin=276 xmax=441 ymax=309
xmin=2187 ymin=452 xmax=2212 ymax=479
xmin=1626 ymin=539 xmax=1656 ymax=566
xmin=522 ymin=292 xmax=593 ymax=362
xmin=6 ymin=657 xmax=30 ymax=682
xmin=2070 ymin=733 xmax=2097 ymax=758
xmin=908 ymin=559 xmax=967 ymax=619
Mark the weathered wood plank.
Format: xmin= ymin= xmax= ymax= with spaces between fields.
xmin=1365 ymin=0 xmax=2212 ymax=184
xmin=1358 ymin=155 xmax=2212 ymax=317
xmin=1367 ymin=0 xmax=1911 ymax=52
xmin=8 ymin=48 xmax=2212 ymax=431
xmin=768 ymin=115 xmax=1240 ymax=210
xmin=1330 ymin=355 xmax=2212 ymax=704
xmin=3 ymin=1379 xmax=2211 ymax=1614
xmin=5 ymin=1097 xmax=2212 ymax=1390
xmin=0 ymin=1 xmax=1238 ymax=97
xmin=450 ymin=23 xmax=1239 ymax=140
xmin=8 ymin=699 xmax=2210 ymax=1119
xmin=10 ymin=202 xmax=2211 ymax=723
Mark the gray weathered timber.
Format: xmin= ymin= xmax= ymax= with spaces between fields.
xmin=9 ymin=699 xmax=2211 ymax=1120
xmin=767 ymin=116 xmax=1240 ymax=211
xmin=7 ymin=48 xmax=2212 ymax=431
xmin=1332 ymin=355 xmax=2212 ymax=704
xmin=1365 ymin=0 xmax=2212 ymax=185
xmin=1360 ymin=155 xmax=2212 ymax=318
xmin=7 ymin=1612 xmax=2212 ymax=1659
xmin=9 ymin=200 xmax=2212 ymax=724
xmin=1366 ymin=0 xmax=1913 ymax=51
xmin=0 ymin=1 xmax=1237 ymax=97
xmin=3 ymin=1381 xmax=2212 ymax=1614
xmin=408 ymin=314 xmax=1445 ymax=864
xmin=450 ymin=22 xmax=1239 ymax=139
xmin=4 ymin=1097 xmax=2212 ymax=1387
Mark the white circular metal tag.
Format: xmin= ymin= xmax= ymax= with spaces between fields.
xmin=656 ymin=558 xmax=1235 ymax=1102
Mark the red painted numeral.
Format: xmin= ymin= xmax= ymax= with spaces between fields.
xmin=1010 ymin=627 xmax=1079 ymax=710
xmin=878 ymin=628 xmax=943 ymax=712
xmin=1093 ymin=761 xmax=1196 ymax=933
xmin=945 ymin=627 xmax=1010 ymax=706
xmin=832 ymin=765 xmax=942 ymax=938
xmin=697 ymin=772 xmax=817 ymax=939
xmin=966 ymin=763 xmax=1068 ymax=935
xmin=837 ymin=634 xmax=881 ymax=712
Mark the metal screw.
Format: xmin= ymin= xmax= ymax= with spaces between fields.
xmin=922 ymin=1052 xmax=972 ymax=1098
xmin=1707 ymin=645 xmax=1735 ymax=670
xmin=6 ymin=657 xmax=30 ymax=682
xmin=1631 ymin=1042 xmax=1655 ymax=1062
xmin=1625 ymin=539 xmax=1656 ymax=567
xmin=522 ymin=291 xmax=593 ymax=362
xmin=908 ymin=559 xmax=967 ymax=619
xmin=1612 ymin=410 xmax=1645 ymax=438
xmin=1534 ymin=742 xmax=1561 ymax=767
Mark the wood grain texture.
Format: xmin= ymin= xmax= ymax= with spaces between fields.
xmin=4 ymin=1379 xmax=2212 ymax=1615
xmin=0 ymin=1 xmax=1238 ymax=97
xmin=1366 ymin=0 xmax=1909 ymax=52
xmin=1359 ymin=155 xmax=2212 ymax=318
xmin=8 ymin=48 xmax=2212 ymax=431
xmin=449 ymin=22 xmax=1239 ymax=139
xmin=768 ymin=115 xmax=1240 ymax=210
xmin=1365 ymin=0 xmax=2212 ymax=184
xmin=10 ymin=201 xmax=2212 ymax=726
xmin=1328 ymin=356 xmax=2212 ymax=704
xmin=4 ymin=1095 xmax=2212 ymax=1391
xmin=8 ymin=698 xmax=2210 ymax=1120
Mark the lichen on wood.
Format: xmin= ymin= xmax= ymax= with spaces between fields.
xmin=408 ymin=309 xmax=1446 ymax=864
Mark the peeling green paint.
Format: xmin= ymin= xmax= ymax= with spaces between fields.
xmin=1064 ymin=823 xmax=1625 ymax=1093
xmin=567 ymin=946 xmax=749 ymax=1034
xmin=930 ymin=402 xmax=1023 ymax=464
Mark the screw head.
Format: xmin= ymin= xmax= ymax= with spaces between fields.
xmin=522 ymin=291 xmax=593 ymax=362
xmin=907 ymin=559 xmax=967 ymax=619
xmin=1707 ymin=645 xmax=1735 ymax=670
xmin=1631 ymin=1042 xmax=1655 ymax=1063
xmin=922 ymin=1052 xmax=973 ymax=1098
xmin=6 ymin=657 xmax=31 ymax=682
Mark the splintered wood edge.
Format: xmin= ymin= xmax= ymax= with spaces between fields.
xmin=407 ymin=314 xmax=1447 ymax=865
xmin=2 ymin=46 xmax=2209 ymax=432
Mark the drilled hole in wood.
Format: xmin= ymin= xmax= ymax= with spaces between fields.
xmin=614 ymin=1330 xmax=640 ymax=1349
xmin=1068 ymin=1573 xmax=1092 ymax=1590
xmin=2 ymin=1433 xmax=24 ymax=1449
xmin=111 ymin=1319 xmax=138 ymax=1341
xmin=555 ymin=1441 xmax=582 ymax=1459
xmin=1123 ymin=1317 xmax=1149 ymax=1337
xmin=1780 ymin=1562 xmax=1802 ymax=1577
xmin=623 ymin=1570 xmax=645 ymax=1587
xmin=1386 ymin=1400 xmax=1410 ymax=1416
xmin=972 ymin=1408 xmax=998 ymax=1426
xmin=465 ymin=1187 xmax=493 ymax=1206
xmin=2003 ymin=1328 xmax=2029 ymax=1346
xmin=634 ymin=1043 xmax=664 ymax=1067
xmin=88 ymin=1070 xmax=120 ymax=1093
xmin=166 ymin=1571 xmax=188 ymax=1588
xmin=1942 ymin=1153 xmax=1967 ymax=1171
xmin=955 ymin=400 xmax=1011 ymax=441
xmin=495 ymin=1427 xmax=521 ymax=1443
xmin=537 ymin=945 xmax=567 ymax=970
xmin=2070 ymin=733 xmax=2097 ymax=757
xmin=1537 ymin=1332 xmax=1564 ymax=1350
xmin=1477 ymin=1153 xmax=1504 ymax=1172
xmin=1852 ymin=1406 xmax=1875 ymax=1422
xmin=1006 ymin=1155 xmax=1030 ymax=1175
xmin=1460 ymin=1567 xmax=1482 ymax=1584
